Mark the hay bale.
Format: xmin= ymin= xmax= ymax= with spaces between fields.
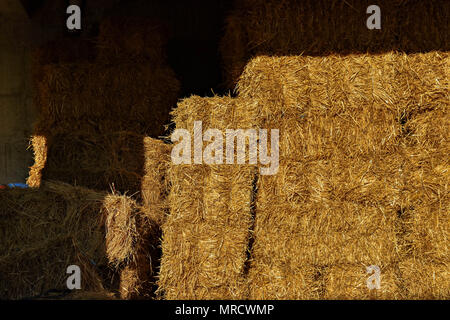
xmin=27 ymin=135 xmax=48 ymax=188
xmin=323 ymin=264 xmax=400 ymax=299
xmin=141 ymin=138 xmax=171 ymax=224
xmin=27 ymin=132 xmax=171 ymax=199
xmin=0 ymin=180 xmax=161 ymax=300
xmin=221 ymin=0 xmax=450 ymax=88
xmin=27 ymin=131 xmax=146 ymax=193
xmin=398 ymin=259 xmax=450 ymax=299
xmin=157 ymin=96 xmax=258 ymax=299
xmin=103 ymin=193 xmax=162 ymax=299
xmin=238 ymin=53 xmax=448 ymax=299
xmin=0 ymin=181 xmax=111 ymax=300
xmin=97 ymin=16 xmax=168 ymax=63
xmin=397 ymin=108 xmax=449 ymax=266
xmin=34 ymin=62 xmax=180 ymax=136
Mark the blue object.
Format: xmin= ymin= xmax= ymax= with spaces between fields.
xmin=7 ymin=183 xmax=29 ymax=189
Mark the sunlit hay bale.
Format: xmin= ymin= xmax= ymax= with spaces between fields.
xmin=323 ymin=264 xmax=400 ymax=300
xmin=239 ymin=53 xmax=448 ymax=155
xmin=27 ymin=135 xmax=48 ymax=188
xmin=237 ymin=53 xmax=449 ymax=299
xmin=399 ymin=259 xmax=449 ymax=299
xmin=248 ymin=264 xmax=324 ymax=300
xmin=392 ymin=52 xmax=449 ymax=120
xmin=221 ymin=0 xmax=450 ymax=88
xmin=247 ymin=157 xmax=403 ymax=299
xmin=34 ymin=62 xmax=180 ymax=137
xmin=97 ymin=16 xmax=168 ymax=64
xmin=396 ymin=111 xmax=449 ymax=264
xmin=157 ymin=96 xmax=258 ymax=299
xmin=0 ymin=181 xmax=112 ymax=300
xmin=403 ymin=107 xmax=450 ymax=153
xmin=238 ymin=55 xmax=403 ymax=158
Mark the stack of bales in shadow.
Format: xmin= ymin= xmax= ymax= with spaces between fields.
xmin=157 ymin=96 xmax=259 ymax=299
xmin=21 ymin=17 xmax=177 ymax=299
xmin=28 ymin=16 xmax=180 ymax=195
xmin=0 ymin=179 xmax=166 ymax=300
xmin=220 ymin=0 xmax=450 ymax=88
xmin=0 ymin=181 xmax=116 ymax=299
xmin=236 ymin=52 xmax=449 ymax=299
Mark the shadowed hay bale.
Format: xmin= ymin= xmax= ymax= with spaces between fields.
xmin=27 ymin=131 xmax=145 ymax=193
xmin=221 ymin=0 xmax=450 ymax=87
xmin=27 ymin=132 xmax=171 ymax=198
xmin=97 ymin=16 xmax=168 ymax=63
xmin=60 ymin=290 xmax=117 ymax=300
xmin=0 ymin=181 xmax=112 ymax=300
xmin=104 ymin=193 xmax=163 ymax=299
xmin=32 ymin=37 xmax=96 ymax=93
xmin=157 ymin=96 xmax=259 ymax=299
xmin=141 ymin=139 xmax=171 ymax=223
xmin=34 ymin=62 xmax=180 ymax=136
xmin=238 ymin=53 xmax=448 ymax=299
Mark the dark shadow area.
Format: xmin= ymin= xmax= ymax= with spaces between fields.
xmin=220 ymin=0 xmax=450 ymax=88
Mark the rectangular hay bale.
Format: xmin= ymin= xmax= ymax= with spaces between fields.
xmin=157 ymin=96 xmax=258 ymax=299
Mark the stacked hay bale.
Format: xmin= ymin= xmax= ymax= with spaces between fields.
xmin=221 ymin=0 xmax=450 ymax=88
xmin=395 ymin=54 xmax=450 ymax=298
xmin=157 ymin=96 xmax=259 ymax=299
xmin=28 ymin=16 xmax=180 ymax=195
xmin=237 ymin=52 xmax=449 ymax=299
xmin=25 ymin=17 xmax=177 ymax=299
xmin=0 ymin=181 xmax=112 ymax=299
xmin=103 ymin=138 xmax=171 ymax=299
xmin=0 ymin=179 xmax=168 ymax=300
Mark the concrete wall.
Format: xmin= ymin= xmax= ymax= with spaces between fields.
xmin=0 ymin=0 xmax=34 ymax=184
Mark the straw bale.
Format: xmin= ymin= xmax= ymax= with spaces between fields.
xmin=323 ymin=264 xmax=400 ymax=299
xmin=27 ymin=131 xmax=146 ymax=193
xmin=27 ymin=135 xmax=48 ymax=188
xmin=141 ymin=139 xmax=171 ymax=224
xmin=34 ymin=62 xmax=180 ymax=136
xmin=398 ymin=259 xmax=450 ymax=299
xmin=157 ymin=96 xmax=258 ymax=299
xmin=396 ymin=108 xmax=449 ymax=263
xmin=27 ymin=131 xmax=171 ymax=199
xmin=238 ymin=53 xmax=448 ymax=299
xmin=104 ymin=193 xmax=162 ymax=299
xmin=249 ymin=264 xmax=324 ymax=300
xmin=97 ymin=16 xmax=168 ymax=63
xmin=221 ymin=0 xmax=450 ymax=87
xmin=0 ymin=181 xmax=110 ymax=300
